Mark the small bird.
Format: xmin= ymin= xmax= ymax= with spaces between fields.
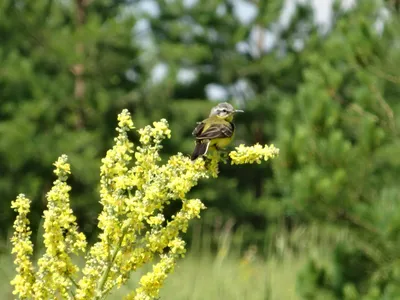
xmin=191 ymin=102 xmax=244 ymax=160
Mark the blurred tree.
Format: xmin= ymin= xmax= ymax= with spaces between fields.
xmin=272 ymin=0 xmax=400 ymax=298
xmin=0 ymin=0 xmax=142 ymax=240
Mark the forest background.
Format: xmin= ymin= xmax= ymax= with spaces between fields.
xmin=1 ymin=0 xmax=400 ymax=299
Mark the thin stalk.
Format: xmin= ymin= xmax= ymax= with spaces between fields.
xmin=69 ymin=275 xmax=79 ymax=289
xmin=94 ymin=231 xmax=127 ymax=299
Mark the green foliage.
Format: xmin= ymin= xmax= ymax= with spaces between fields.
xmin=274 ymin=0 xmax=399 ymax=225
xmin=273 ymin=1 xmax=400 ymax=298
xmin=0 ymin=0 xmax=141 ymax=239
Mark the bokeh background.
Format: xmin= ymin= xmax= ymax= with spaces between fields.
xmin=1 ymin=0 xmax=400 ymax=299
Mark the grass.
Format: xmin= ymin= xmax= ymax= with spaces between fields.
xmin=0 ymin=252 xmax=16 ymax=299
xmin=1 ymin=224 xmax=351 ymax=299
xmin=1 ymin=251 xmax=300 ymax=300
xmin=111 ymin=253 xmax=274 ymax=300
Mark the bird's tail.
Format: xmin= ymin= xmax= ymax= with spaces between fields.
xmin=191 ymin=141 xmax=210 ymax=160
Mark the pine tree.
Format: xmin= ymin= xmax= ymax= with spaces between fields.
xmin=0 ymin=0 xmax=142 ymax=239
xmin=272 ymin=1 xmax=400 ymax=298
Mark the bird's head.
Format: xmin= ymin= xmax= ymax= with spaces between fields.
xmin=209 ymin=102 xmax=244 ymax=121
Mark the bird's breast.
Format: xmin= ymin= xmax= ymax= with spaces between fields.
xmin=210 ymin=137 xmax=232 ymax=149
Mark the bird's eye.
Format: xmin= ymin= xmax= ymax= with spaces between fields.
xmin=222 ymin=109 xmax=227 ymax=113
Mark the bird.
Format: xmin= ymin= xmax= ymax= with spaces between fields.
xmin=191 ymin=102 xmax=244 ymax=160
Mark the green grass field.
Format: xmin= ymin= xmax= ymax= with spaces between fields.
xmin=1 ymin=252 xmax=301 ymax=300
xmin=1 ymin=225 xmax=350 ymax=299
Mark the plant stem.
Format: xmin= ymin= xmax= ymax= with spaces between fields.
xmin=94 ymin=231 xmax=126 ymax=299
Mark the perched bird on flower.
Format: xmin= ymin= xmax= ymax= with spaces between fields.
xmin=191 ymin=102 xmax=244 ymax=160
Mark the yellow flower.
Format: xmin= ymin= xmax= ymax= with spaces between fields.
xmin=10 ymin=194 xmax=35 ymax=299
xmin=133 ymin=254 xmax=176 ymax=300
xmin=118 ymin=108 xmax=135 ymax=130
xmin=32 ymin=155 xmax=87 ymax=298
xmin=10 ymin=109 xmax=279 ymax=300
xmin=53 ymin=154 xmax=71 ymax=180
xmin=229 ymin=143 xmax=280 ymax=164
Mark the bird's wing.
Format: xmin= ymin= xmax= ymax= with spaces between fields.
xmin=194 ymin=122 xmax=234 ymax=140
xmin=192 ymin=122 xmax=205 ymax=137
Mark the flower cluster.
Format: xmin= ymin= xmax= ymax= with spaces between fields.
xmin=10 ymin=194 xmax=35 ymax=298
xmin=33 ymin=155 xmax=87 ymax=299
xmin=229 ymin=143 xmax=280 ymax=165
xmin=75 ymin=110 xmax=208 ymax=299
xmin=10 ymin=156 xmax=87 ymax=299
xmin=10 ymin=109 xmax=279 ymax=300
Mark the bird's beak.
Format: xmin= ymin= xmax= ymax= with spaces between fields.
xmin=235 ymin=109 xmax=244 ymax=113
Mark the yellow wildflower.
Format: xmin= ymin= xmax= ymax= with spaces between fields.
xmin=230 ymin=143 xmax=280 ymax=164
xmin=133 ymin=254 xmax=176 ymax=300
xmin=33 ymin=154 xmax=87 ymax=299
xmin=10 ymin=109 xmax=279 ymax=300
xmin=10 ymin=194 xmax=35 ymax=299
